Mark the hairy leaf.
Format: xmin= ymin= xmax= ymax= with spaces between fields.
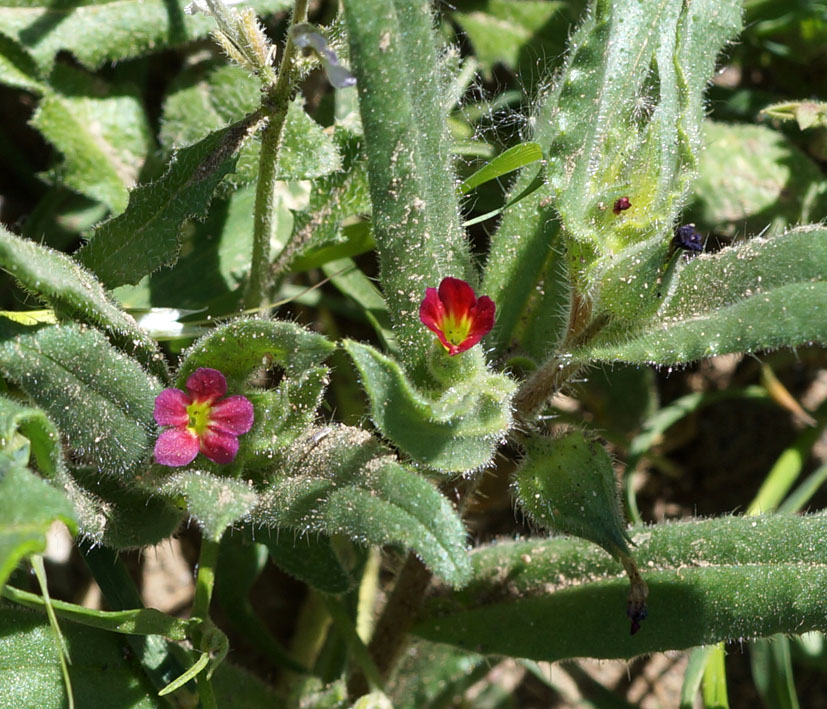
xmin=254 ymin=528 xmax=355 ymax=595
xmin=76 ymin=118 xmax=255 ymax=288
xmin=343 ymin=0 xmax=473 ymax=375
xmin=0 ymin=33 xmax=44 ymax=92
xmin=0 ymin=324 xmax=159 ymax=475
xmin=0 ymin=395 xmax=62 ymax=478
xmin=572 ymin=226 xmax=827 ymax=364
xmin=0 ymin=225 xmax=168 ymax=381
xmin=513 ymin=430 xmax=631 ymax=559
xmin=343 ymin=340 xmax=514 ymax=473
xmin=179 ymin=318 xmax=334 ymax=386
xmin=254 ymin=425 xmax=471 ymax=586
xmin=416 ymin=513 xmax=827 ymax=661
xmin=162 ymin=473 xmax=258 ymax=541
xmin=69 ymin=469 xmax=182 ymax=549
xmin=240 ymin=366 xmax=329 ymax=470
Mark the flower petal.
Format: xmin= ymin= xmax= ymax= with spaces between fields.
xmin=419 ymin=286 xmax=445 ymax=333
xmin=200 ymin=428 xmax=240 ymax=464
xmin=154 ymin=388 xmax=190 ymax=426
xmin=437 ymin=277 xmax=476 ymax=321
xmin=186 ymin=367 xmax=227 ymax=403
xmin=209 ymin=395 xmax=254 ymax=435
xmin=465 ymin=295 xmax=496 ymax=343
xmin=154 ymin=427 xmax=199 ymax=467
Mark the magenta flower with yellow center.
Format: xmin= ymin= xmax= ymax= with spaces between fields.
xmin=153 ymin=367 xmax=254 ymax=467
xmin=419 ymin=277 xmax=496 ymax=356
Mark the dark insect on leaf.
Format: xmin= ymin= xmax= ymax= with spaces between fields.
xmin=612 ymin=196 xmax=631 ymax=214
xmin=673 ymin=224 xmax=704 ymax=252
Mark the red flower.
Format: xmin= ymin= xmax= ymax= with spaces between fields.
xmin=419 ymin=277 xmax=495 ymax=356
xmin=153 ymin=367 xmax=254 ymax=467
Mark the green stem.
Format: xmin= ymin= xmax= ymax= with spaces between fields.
xmin=244 ymin=0 xmax=309 ymax=310
xmin=193 ymin=537 xmax=221 ymax=620
xmin=32 ymin=556 xmax=74 ymax=709
xmin=197 ymin=673 xmax=219 ymax=709
xmin=348 ymin=553 xmax=432 ymax=698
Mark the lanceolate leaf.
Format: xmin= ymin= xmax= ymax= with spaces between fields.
xmin=0 ymin=226 xmax=168 ymax=381
xmin=342 ymin=0 xmax=473 ymax=374
xmin=0 ymin=324 xmax=159 ymax=475
xmin=343 ymin=340 xmax=514 ymax=473
xmin=572 ymin=226 xmax=827 ymax=365
xmin=0 ymin=0 xmax=291 ymax=70
xmin=76 ymin=117 xmax=257 ymax=288
xmin=415 ymin=513 xmax=827 ymax=661
xmin=254 ymin=425 xmax=471 ymax=586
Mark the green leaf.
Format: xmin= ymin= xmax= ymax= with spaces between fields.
xmin=179 ymin=318 xmax=335 ymax=386
xmin=458 ymin=142 xmax=543 ymax=195
xmin=161 ymin=65 xmax=341 ymax=187
xmin=0 ymin=607 xmax=160 ymax=708
xmin=0 ymin=463 xmax=76 ymax=590
xmin=69 ymin=468 xmax=183 ymax=549
xmin=0 ymin=225 xmax=168 ymax=382
xmin=483 ymin=0 xmax=742 ymax=356
xmin=76 ymin=118 xmax=254 ymax=288
xmin=3 ymin=585 xmax=192 ymax=640
xmin=343 ymin=340 xmax=515 ymax=473
xmin=750 ymin=636 xmax=799 ymax=709
xmin=254 ymin=425 xmax=472 ymax=586
xmin=0 ymin=395 xmax=62 ymax=478
xmin=551 ymin=0 xmax=742 ymax=255
xmin=572 ymin=226 xmax=827 ymax=365
xmin=687 ymin=122 xmax=827 ymax=238
xmin=162 ymin=473 xmax=258 ymax=541
xmin=342 ymin=0 xmax=473 ymax=375
xmin=0 ymin=324 xmax=159 ymax=475
xmin=31 ymin=67 xmax=152 ymax=214
xmin=0 ymin=0 xmax=291 ymax=70
xmin=513 ymin=430 xmax=631 ymax=559
xmin=255 ymin=529 xmax=355 ymax=595
xmin=415 ymin=513 xmax=827 ymax=661
xmin=0 ymin=33 xmax=44 ymax=92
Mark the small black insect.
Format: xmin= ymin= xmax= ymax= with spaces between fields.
xmin=673 ymin=224 xmax=704 ymax=253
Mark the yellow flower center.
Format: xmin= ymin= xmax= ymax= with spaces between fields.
xmin=441 ymin=312 xmax=472 ymax=346
xmin=186 ymin=399 xmax=212 ymax=437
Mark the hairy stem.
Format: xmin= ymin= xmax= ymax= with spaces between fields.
xmin=512 ymin=357 xmax=583 ymax=424
xmin=193 ymin=537 xmax=220 ymax=620
xmin=244 ymin=0 xmax=309 ymax=310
